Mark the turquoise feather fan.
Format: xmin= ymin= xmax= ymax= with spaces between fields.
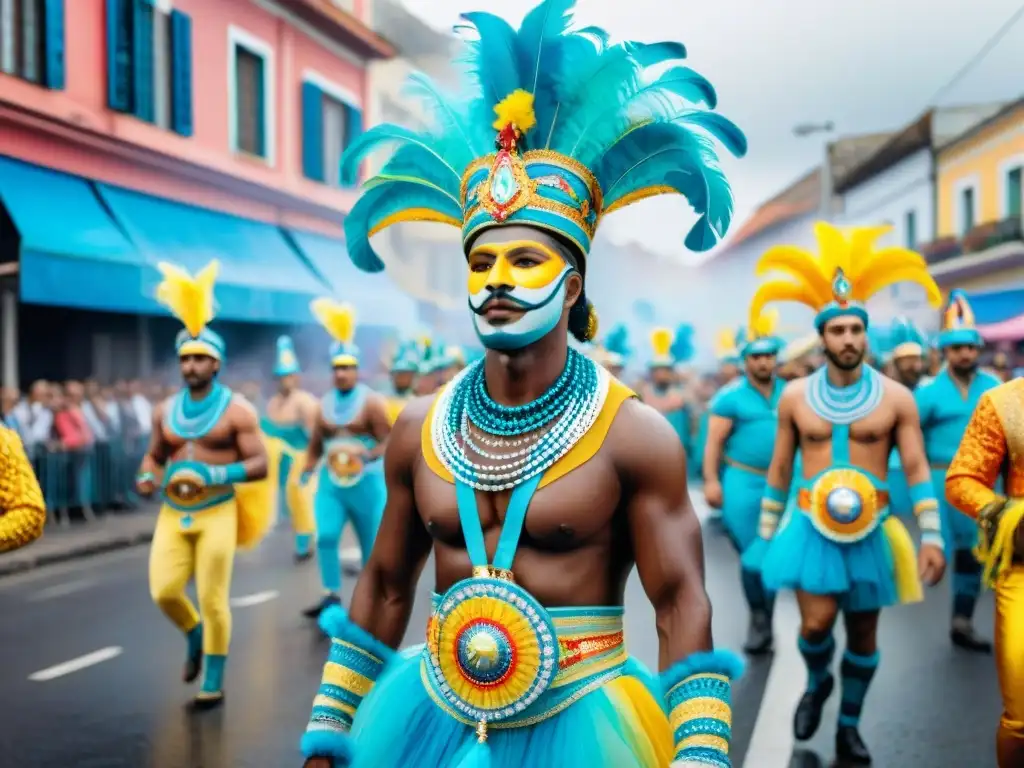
xmin=604 ymin=324 xmax=631 ymax=359
xmin=671 ymin=323 xmax=695 ymax=363
xmin=341 ymin=0 xmax=746 ymax=273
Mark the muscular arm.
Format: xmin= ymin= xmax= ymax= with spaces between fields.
xmin=300 ymin=392 xmax=319 ymax=436
xmin=303 ymin=403 xmax=326 ymax=474
xmin=619 ymin=401 xmax=712 ymax=669
xmin=702 ymin=415 xmax=732 ymax=484
xmin=364 ymin=395 xmax=392 ymax=462
xmin=347 ymin=400 xmax=433 ymax=647
xmin=0 ymin=427 xmax=46 ymax=553
xmin=946 ymin=393 xmax=1007 ymax=519
xmin=765 ymin=385 xmax=800 ymax=494
xmin=139 ymin=403 xmax=170 ymax=475
xmin=893 ymin=385 xmax=930 ymax=487
xmin=232 ymin=401 xmax=268 ymax=481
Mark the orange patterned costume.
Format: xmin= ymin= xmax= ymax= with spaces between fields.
xmin=946 ymin=378 xmax=1024 ymax=767
xmin=0 ymin=425 xmax=46 ymax=552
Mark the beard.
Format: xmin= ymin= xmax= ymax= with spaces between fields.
xmin=824 ymin=346 xmax=864 ymax=372
xmin=951 ymin=361 xmax=978 ymax=378
xmin=749 ymin=369 xmax=774 ymax=385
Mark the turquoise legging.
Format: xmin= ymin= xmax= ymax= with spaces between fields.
xmin=313 ymin=465 xmax=387 ymax=593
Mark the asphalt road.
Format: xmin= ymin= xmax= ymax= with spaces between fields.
xmin=0 ymin=503 xmax=1003 ymax=768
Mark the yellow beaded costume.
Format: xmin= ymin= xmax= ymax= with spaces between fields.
xmin=0 ymin=426 xmax=46 ymax=552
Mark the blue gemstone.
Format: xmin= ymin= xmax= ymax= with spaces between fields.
xmin=832 ymin=269 xmax=852 ymax=299
xmin=180 ymin=514 xmax=193 ymax=529
xmin=825 ymin=487 xmax=863 ymax=523
xmin=457 ymin=622 xmax=513 ymax=684
xmin=491 ymin=163 xmax=518 ymax=205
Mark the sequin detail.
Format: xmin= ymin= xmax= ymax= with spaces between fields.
xmin=946 ymin=392 xmax=1011 ymax=518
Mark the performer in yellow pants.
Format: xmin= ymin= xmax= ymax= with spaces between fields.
xmin=137 ymin=260 xmax=273 ymax=709
xmin=946 ymin=377 xmax=1024 ymax=767
xmin=0 ymin=425 xmax=46 ymax=552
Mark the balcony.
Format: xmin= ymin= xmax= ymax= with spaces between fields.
xmin=921 ymin=216 xmax=1024 ymax=284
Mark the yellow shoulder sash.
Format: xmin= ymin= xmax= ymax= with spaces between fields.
xmin=421 ymin=375 xmax=635 ymax=489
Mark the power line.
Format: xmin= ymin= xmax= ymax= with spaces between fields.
xmin=923 ymin=1 xmax=1024 ymax=108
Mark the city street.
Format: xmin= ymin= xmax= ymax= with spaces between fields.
xmin=0 ymin=500 xmax=1002 ymax=768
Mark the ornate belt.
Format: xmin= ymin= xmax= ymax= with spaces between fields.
xmin=723 ymin=457 xmax=768 ymax=476
xmin=422 ymin=591 xmax=627 ymax=730
xmin=797 ymin=469 xmax=889 ymax=544
xmin=324 ymin=439 xmax=371 ymax=488
xmin=162 ymin=466 xmax=234 ymax=512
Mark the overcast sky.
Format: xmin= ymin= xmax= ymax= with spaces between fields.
xmin=398 ymin=0 xmax=1024 ymax=263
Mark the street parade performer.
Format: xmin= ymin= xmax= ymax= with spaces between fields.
xmin=946 ymin=376 xmax=1024 ymax=768
xmin=137 ymin=260 xmax=273 ymax=709
xmin=742 ymin=222 xmax=946 ymax=765
xmin=639 ymin=327 xmax=690 ymax=466
xmin=0 ymin=423 xmax=46 ymax=553
xmin=916 ymin=292 xmax=1000 ymax=653
xmin=702 ymin=307 xmax=784 ymax=656
xmin=299 ymin=1 xmax=748 ymax=765
xmin=302 ymin=300 xmax=391 ymax=619
xmin=264 ymin=336 xmax=318 ymax=561
xmin=384 ymin=339 xmax=420 ymax=425
xmin=882 ymin=317 xmax=927 ymax=529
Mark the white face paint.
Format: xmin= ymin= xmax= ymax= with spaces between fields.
xmin=468 ymin=265 xmax=573 ymax=351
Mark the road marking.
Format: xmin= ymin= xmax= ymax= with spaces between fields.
xmin=28 ymin=646 xmax=123 ymax=681
xmin=230 ymin=590 xmax=279 ymax=608
xmin=341 ymin=547 xmax=361 ymax=561
xmin=744 ymin=593 xmax=804 ymax=767
xmin=28 ymin=579 xmax=98 ymax=602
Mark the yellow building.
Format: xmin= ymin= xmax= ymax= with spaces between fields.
xmin=930 ymin=97 xmax=1024 ymax=330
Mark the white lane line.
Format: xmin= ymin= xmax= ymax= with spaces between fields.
xmin=28 ymin=579 xmax=98 ymax=602
xmin=341 ymin=546 xmax=361 ymax=561
xmin=230 ymin=590 xmax=279 ymax=608
xmin=28 ymin=646 xmax=124 ymax=682
xmin=744 ymin=592 xmax=804 ymax=768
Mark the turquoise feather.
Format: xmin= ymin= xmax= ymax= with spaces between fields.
xmin=604 ymin=324 xmax=631 ymax=359
xmin=672 ymin=324 xmax=695 ymax=363
xmin=341 ymin=125 xmax=461 ymax=188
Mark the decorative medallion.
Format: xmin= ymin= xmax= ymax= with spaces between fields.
xmin=808 ymin=467 xmax=881 ymax=543
xmin=481 ymin=151 xmax=532 ymax=223
xmin=164 ymin=467 xmax=209 ymax=508
xmin=325 ymin=440 xmax=366 ymax=488
xmin=831 ymin=267 xmax=852 ymax=306
xmin=426 ymin=577 xmax=559 ymax=723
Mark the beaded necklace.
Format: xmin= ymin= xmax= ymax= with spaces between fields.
xmin=806 ymin=365 xmax=883 ymax=425
xmin=321 ymin=384 xmax=366 ymax=426
xmin=167 ymin=383 xmax=233 ymax=440
xmin=432 ymin=348 xmax=608 ymax=491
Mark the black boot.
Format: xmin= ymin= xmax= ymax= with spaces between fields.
xmin=950 ymin=619 xmax=992 ymax=653
xmin=835 ymin=725 xmax=872 ymax=765
xmin=743 ymin=610 xmax=774 ymax=655
xmin=294 ymin=550 xmax=313 ymax=564
xmin=793 ymin=674 xmax=834 ymax=741
xmin=302 ymin=593 xmax=340 ymax=619
xmin=182 ymin=647 xmax=203 ymax=684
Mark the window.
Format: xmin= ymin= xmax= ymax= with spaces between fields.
xmin=0 ymin=0 xmax=64 ymax=88
xmin=301 ymin=76 xmax=363 ymax=186
xmin=229 ymin=28 xmax=274 ymax=161
xmin=904 ymin=210 xmax=917 ymax=249
xmin=960 ymin=186 xmax=976 ymax=236
xmin=105 ymin=1 xmax=192 ymax=136
xmin=1007 ymin=166 xmax=1022 ymax=220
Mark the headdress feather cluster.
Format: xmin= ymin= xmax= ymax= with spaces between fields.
xmin=310 ymin=299 xmax=356 ymax=344
xmin=155 ymin=261 xmax=219 ymax=338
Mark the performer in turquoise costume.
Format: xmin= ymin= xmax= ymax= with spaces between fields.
xmin=384 ymin=339 xmax=419 ymax=425
xmin=639 ymin=327 xmax=690 ymax=466
xmin=671 ymin=323 xmax=697 ymax=465
xmin=914 ymin=291 xmax=1001 ymax=653
xmin=742 ymin=222 xmax=946 ymax=765
xmin=263 ymin=336 xmax=318 ymax=560
xmin=883 ymin=317 xmax=927 ymax=526
xmin=602 ymin=323 xmax=630 ymax=379
xmin=703 ymin=308 xmax=784 ymax=655
xmin=302 ymin=300 xmax=392 ymax=618
xmin=299 ymin=1 xmax=748 ymax=765
xmin=694 ymin=327 xmax=742 ymax=491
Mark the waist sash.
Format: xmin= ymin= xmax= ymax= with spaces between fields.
xmin=723 ymin=456 xmax=767 ymax=476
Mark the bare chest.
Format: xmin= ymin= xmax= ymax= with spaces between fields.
xmin=164 ymin=418 xmax=235 ymax=459
xmin=322 ymin=406 xmax=372 ymax=438
xmin=267 ymin=395 xmax=302 ymax=423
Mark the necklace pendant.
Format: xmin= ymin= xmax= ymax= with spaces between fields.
xmin=472 ymin=565 xmax=515 ymax=582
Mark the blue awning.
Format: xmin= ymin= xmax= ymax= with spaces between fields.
xmin=285 ymin=229 xmax=416 ymax=328
xmin=0 ymin=156 xmax=150 ymax=313
xmin=964 ymin=287 xmax=1024 ymax=325
xmin=97 ymin=185 xmax=327 ymax=324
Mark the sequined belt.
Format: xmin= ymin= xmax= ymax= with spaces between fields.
xmin=421 ymin=599 xmax=627 ymax=729
xmin=324 ymin=440 xmax=379 ymax=488
xmin=797 ymin=467 xmax=889 ymax=544
xmin=162 ymin=467 xmax=234 ymax=512
xmin=723 ymin=457 xmax=768 ymax=476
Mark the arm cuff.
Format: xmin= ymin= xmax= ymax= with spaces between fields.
xmin=207 ymin=462 xmax=248 ymax=485
xmin=662 ymin=650 xmax=744 ymax=767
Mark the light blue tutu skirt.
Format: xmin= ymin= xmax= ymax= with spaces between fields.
xmin=720 ymin=464 xmax=768 ymax=552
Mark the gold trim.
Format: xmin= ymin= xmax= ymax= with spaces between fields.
xmin=459 ymin=150 xmax=603 ymax=213
xmin=471 ymin=565 xmax=515 ymax=581
xmin=368 ymin=207 xmax=461 ymax=238
xmin=602 ymin=184 xmax=676 ymax=216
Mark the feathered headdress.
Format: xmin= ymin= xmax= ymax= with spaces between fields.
xmin=671 ymin=323 xmax=695 ymax=365
xmin=389 ymin=339 xmax=420 ymax=374
xmin=938 ymin=289 xmax=983 ymax=348
xmin=603 ymin=323 xmax=630 ymax=367
xmin=742 ymin=306 xmax=783 ymax=357
xmin=749 ymin=221 xmax=942 ymax=330
xmin=340 ymin=0 xmax=745 ymax=278
xmin=274 ymin=335 xmax=301 ymax=376
xmin=155 ymin=260 xmax=225 ymax=360
xmin=714 ymin=326 xmax=740 ymax=364
xmin=888 ymin=316 xmax=925 ymax=360
xmin=310 ymin=299 xmax=360 ymax=367
xmin=648 ymin=327 xmax=674 ymax=368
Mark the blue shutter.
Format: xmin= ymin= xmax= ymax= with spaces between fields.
xmin=169 ymin=10 xmax=193 ymax=137
xmin=43 ymin=0 xmax=66 ymax=89
xmin=301 ymin=82 xmax=325 ymax=181
xmin=342 ymin=104 xmax=364 ymax=187
xmin=254 ymin=56 xmax=266 ymax=157
xmin=106 ymin=0 xmax=131 ymax=111
xmin=131 ymin=0 xmax=155 ymax=122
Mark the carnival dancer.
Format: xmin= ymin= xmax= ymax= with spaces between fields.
xmin=264 ymin=336 xmax=318 ymax=561
xmin=137 ymin=261 xmax=273 ymax=709
xmin=413 ymin=337 xmax=443 ymax=396
xmin=672 ymin=323 xmax=698 ymax=470
xmin=440 ymin=344 xmax=467 ymax=384
xmin=743 ymin=222 xmax=946 ymax=764
xmin=383 ymin=340 xmax=419 ymax=425
xmin=602 ymin=323 xmax=630 ymax=379
xmin=639 ymin=327 xmax=690 ymax=464
xmin=884 ymin=318 xmax=926 ymax=527
xmin=917 ymin=292 xmax=1001 ymax=652
xmin=946 ymin=376 xmax=1024 ymax=767
xmin=703 ymin=308 xmax=784 ymax=655
xmin=302 ymin=300 xmax=391 ymax=618
xmin=0 ymin=424 xmax=46 ymax=552
xmin=300 ymin=2 xmax=748 ymax=765
xmin=694 ymin=326 xmax=743 ymax=499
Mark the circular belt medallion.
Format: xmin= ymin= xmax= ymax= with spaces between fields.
xmin=164 ymin=469 xmax=207 ymax=507
xmin=808 ymin=468 xmax=881 ymax=543
xmin=326 ymin=444 xmax=364 ymax=488
xmin=427 ymin=578 xmax=559 ymax=723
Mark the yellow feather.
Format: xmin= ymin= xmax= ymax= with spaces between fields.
xmin=749 ymin=307 xmax=779 ymax=339
xmin=310 ymin=298 xmax=356 ymax=344
xmin=813 ymin=221 xmax=851 ymax=276
xmin=492 ymin=89 xmax=537 ymax=134
xmin=650 ymin=327 xmax=672 ymax=357
xmin=154 ymin=260 xmax=219 ymax=338
xmin=855 ymin=266 xmax=942 ymax=308
xmin=755 ymin=245 xmax=832 ymax=302
xmin=748 ymin=279 xmax=822 ymax=325
xmin=714 ymin=328 xmax=738 ymax=358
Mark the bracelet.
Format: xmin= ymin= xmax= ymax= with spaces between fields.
xmin=758 ymin=489 xmax=786 ymax=539
xmin=206 ymin=462 xmax=248 ymax=485
xmin=136 ymin=471 xmax=155 ymax=485
xmin=662 ymin=650 xmax=744 ymax=767
xmin=300 ymin=607 xmax=395 ymax=760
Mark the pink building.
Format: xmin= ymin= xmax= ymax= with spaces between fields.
xmin=0 ymin=0 xmax=413 ymax=386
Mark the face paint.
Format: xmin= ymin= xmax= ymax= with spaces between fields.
xmin=466 ymin=240 xmax=576 ymax=351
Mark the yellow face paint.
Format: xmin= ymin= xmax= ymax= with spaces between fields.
xmin=466 ymin=240 xmax=568 ymax=296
